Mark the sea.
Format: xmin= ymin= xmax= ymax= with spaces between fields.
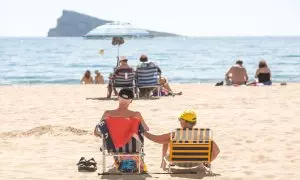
xmin=0 ymin=37 xmax=299 ymax=85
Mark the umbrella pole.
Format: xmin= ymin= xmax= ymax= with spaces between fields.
xmin=116 ymin=44 xmax=120 ymax=68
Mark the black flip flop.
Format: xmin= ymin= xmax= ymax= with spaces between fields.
xmin=77 ymin=157 xmax=88 ymax=172
xmin=85 ymin=158 xmax=97 ymax=172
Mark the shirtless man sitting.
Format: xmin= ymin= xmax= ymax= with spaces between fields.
xmin=225 ymin=60 xmax=249 ymax=85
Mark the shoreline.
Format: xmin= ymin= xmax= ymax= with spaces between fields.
xmin=0 ymin=82 xmax=295 ymax=87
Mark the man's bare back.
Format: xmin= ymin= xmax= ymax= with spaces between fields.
xmin=226 ymin=64 xmax=248 ymax=85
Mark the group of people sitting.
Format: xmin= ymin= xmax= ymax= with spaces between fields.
xmin=107 ymin=55 xmax=181 ymax=98
xmin=219 ymin=59 xmax=272 ymax=86
xmin=80 ymin=70 xmax=105 ymax=85
xmin=80 ymin=54 xmax=181 ymax=98
xmin=94 ymin=88 xmax=220 ymax=171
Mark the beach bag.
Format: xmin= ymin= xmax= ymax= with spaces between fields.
xmin=116 ymin=156 xmax=146 ymax=173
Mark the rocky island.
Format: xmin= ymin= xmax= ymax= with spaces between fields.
xmin=48 ymin=10 xmax=178 ymax=37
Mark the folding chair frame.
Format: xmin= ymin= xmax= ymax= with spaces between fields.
xmin=136 ymin=85 xmax=161 ymax=98
xmin=101 ymin=138 xmax=144 ymax=174
xmin=163 ymin=128 xmax=213 ymax=174
xmin=110 ymin=73 xmax=137 ymax=98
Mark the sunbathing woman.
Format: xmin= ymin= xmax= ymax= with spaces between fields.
xmin=94 ymin=70 xmax=105 ymax=84
xmin=80 ymin=70 xmax=94 ymax=84
xmin=153 ymin=77 xmax=182 ymax=96
xmin=247 ymin=60 xmax=272 ymax=86
xmin=144 ymin=110 xmax=220 ymax=170
xmin=255 ymin=60 xmax=272 ymax=85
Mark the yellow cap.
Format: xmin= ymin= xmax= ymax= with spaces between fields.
xmin=178 ymin=109 xmax=197 ymax=123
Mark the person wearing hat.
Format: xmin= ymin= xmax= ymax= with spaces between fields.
xmin=117 ymin=56 xmax=131 ymax=69
xmin=144 ymin=109 xmax=220 ymax=169
xmin=94 ymin=70 xmax=104 ymax=84
xmin=107 ymin=56 xmax=133 ymax=98
xmin=96 ymin=88 xmax=149 ymax=133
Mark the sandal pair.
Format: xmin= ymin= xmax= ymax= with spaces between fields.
xmin=77 ymin=157 xmax=97 ymax=172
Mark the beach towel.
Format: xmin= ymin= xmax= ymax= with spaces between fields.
xmin=105 ymin=116 xmax=141 ymax=148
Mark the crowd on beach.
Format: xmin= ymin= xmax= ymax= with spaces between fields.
xmin=81 ymin=57 xmax=275 ymax=91
xmin=81 ymin=54 xmax=182 ymax=98
xmin=79 ymin=58 xmax=278 ymax=173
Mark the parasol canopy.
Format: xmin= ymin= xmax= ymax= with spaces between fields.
xmin=84 ymin=22 xmax=153 ymax=38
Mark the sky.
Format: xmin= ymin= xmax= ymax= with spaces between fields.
xmin=1 ymin=0 xmax=300 ymax=37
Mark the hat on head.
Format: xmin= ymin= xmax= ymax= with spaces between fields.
xmin=95 ymin=70 xmax=100 ymax=74
xmin=178 ymin=109 xmax=197 ymax=123
xmin=119 ymin=56 xmax=128 ymax=61
xmin=118 ymin=88 xmax=134 ymax=99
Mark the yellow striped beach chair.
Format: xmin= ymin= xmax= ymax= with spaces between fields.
xmin=163 ymin=128 xmax=213 ymax=173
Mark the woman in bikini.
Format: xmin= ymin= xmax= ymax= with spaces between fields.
xmin=80 ymin=70 xmax=94 ymax=84
xmin=255 ymin=60 xmax=272 ymax=85
xmin=247 ymin=60 xmax=272 ymax=86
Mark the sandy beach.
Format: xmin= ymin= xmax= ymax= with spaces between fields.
xmin=0 ymin=84 xmax=299 ymax=180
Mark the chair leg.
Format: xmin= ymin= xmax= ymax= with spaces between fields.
xmin=208 ymin=164 xmax=212 ymax=174
xmin=102 ymin=150 xmax=106 ymax=173
xmin=137 ymin=88 xmax=140 ymax=99
xmin=158 ymin=86 xmax=161 ymax=97
xmin=138 ymin=155 xmax=141 ymax=174
xmin=203 ymin=163 xmax=212 ymax=174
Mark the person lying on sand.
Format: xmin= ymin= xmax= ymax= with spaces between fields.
xmin=80 ymin=70 xmax=94 ymax=84
xmin=144 ymin=109 xmax=220 ymax=170
xmin=95 ymin=88 xmax=150 ymax=135
xmin=225 ymin=60 xmax=248 ymax=85
xmin=153 ymin=77 xmax=182 ymax=96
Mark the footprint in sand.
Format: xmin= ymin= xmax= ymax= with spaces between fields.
xmin=245 ymin=140 xmax=254 ymax=143
xmin=265 ymin=174 xmax=276 ymax=179
xmin=244 ymin=171 xmax=254 ymax=175
xmin=150 ymin=108 xmax=159 ymax=112
xmin=234 ymin=142 xmax=242 ymax=146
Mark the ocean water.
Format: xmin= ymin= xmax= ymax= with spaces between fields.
xmin=0 ymin=37 xmax=300 ymax=85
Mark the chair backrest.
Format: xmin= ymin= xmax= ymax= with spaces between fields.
xmin=111 ymin=136 xmax=143 ymax=153
xmin=170 ymin=128 xmax=213 ymax=163
xmin=136 ymin=63 xmax=159 ymax=86
xmin=96 ymin=117 xmax=144 ymax=153
xmin=114 ymin=69 xmax=135 ymax=87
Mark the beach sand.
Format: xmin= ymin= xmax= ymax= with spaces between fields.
xmin=0 ymin=84 xmax=299 ymax=180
